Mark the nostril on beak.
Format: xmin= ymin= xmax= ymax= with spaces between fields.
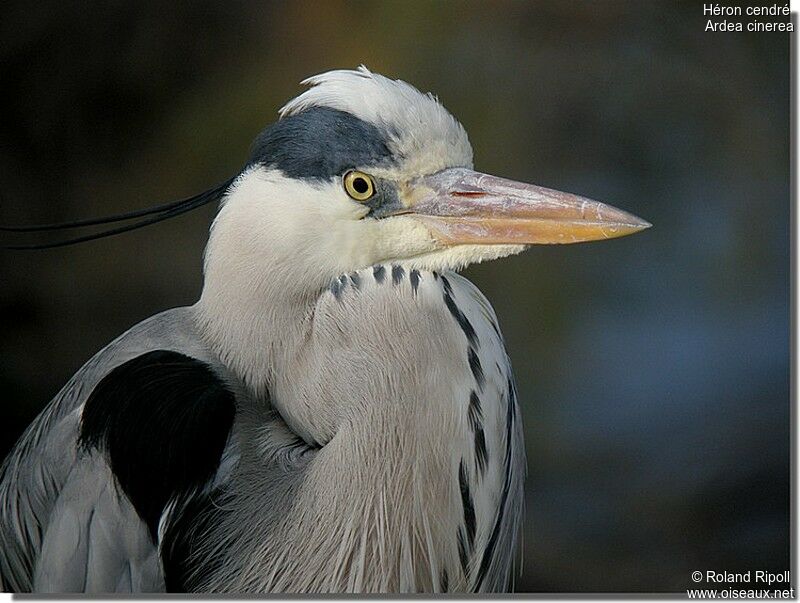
xmin=451 ymin=191 xmax=487 ymax=198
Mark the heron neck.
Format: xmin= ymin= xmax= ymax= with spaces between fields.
xmin=194 ymin=258 xmax=324 ymax=399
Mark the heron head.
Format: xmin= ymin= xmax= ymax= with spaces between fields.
xmin=204 ymin=66 xmax=649 ymax=297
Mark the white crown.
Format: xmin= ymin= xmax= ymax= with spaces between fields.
xmin=280 ymin=66 xmax=473 ymax=175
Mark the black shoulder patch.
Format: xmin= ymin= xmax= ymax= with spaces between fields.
xmin=247 ymin=107 xmax=394 ymax=179
xmin=79 ymin=350 xmax=236 ymax=541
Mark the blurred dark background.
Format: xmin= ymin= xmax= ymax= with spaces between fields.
xmin=0 ymin=0 xmax=790 ymax=593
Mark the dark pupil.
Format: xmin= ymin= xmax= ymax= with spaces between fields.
xmin=353 ymin=177 xmax=369 ymax=194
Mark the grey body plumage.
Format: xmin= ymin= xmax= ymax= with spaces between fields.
xmin=0 ymin=67 xmax=648 ymax=593
xmin=1 ymin=270 xmax=523 ymax=592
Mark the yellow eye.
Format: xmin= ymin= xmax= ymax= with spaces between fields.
xmin=343 ymin=170 xmax=375 ymax=201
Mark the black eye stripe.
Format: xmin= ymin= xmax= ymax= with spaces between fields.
xmin=247 ymin=107 xmax=394 ymax=179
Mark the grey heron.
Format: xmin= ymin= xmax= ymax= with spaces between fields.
xmin=0 ymin=66 xmax=649 ymax=593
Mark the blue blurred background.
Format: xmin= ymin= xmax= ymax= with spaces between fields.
xmin=0 ymin=0 xmax=789 ymax=592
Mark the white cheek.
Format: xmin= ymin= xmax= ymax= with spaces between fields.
xmin=371 ymin=216 xmax=439 ymax=263
xmin=213 ymin=168 xmax=375 ymax=274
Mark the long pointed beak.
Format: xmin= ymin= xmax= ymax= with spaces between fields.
xmin=405 ymin=168 xmax=650 ymax=245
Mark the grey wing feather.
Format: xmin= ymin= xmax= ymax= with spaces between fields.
xmin=0 ymin=398 xmax=81 ymax=591
xmin=0 ymin=307 xmax=229 ymax=593
xmin=33 ymin=455 xmax=162 ymax=592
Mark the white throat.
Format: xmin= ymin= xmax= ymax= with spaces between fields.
xmin=195 ymin=170 xmax=333 ymax=394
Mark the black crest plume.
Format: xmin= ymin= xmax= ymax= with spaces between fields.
xmin=1 ymin=178 xmax=235 ymax=250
